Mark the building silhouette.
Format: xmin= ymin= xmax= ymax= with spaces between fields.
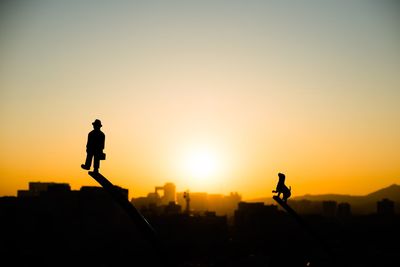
xmin=132 ymin=183 xmax=241 ymax=217
xmin=155 ymin=182 xmax=176 ymax=205
xmin=132 ymin=182 xmax=176 ymax=209
xmin=17 ymin=182 xmax=71 ymax=197
xmin=377 ymin=198 xmax=395 ymax=216
xmin=176 ymin=191 xmax=241 ymax=216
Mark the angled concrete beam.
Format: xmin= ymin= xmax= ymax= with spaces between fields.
xmin=273 ymin=196 xmax=338 ymax=266
xmin=88 ymin=171 xmax=157 ymax=244
xmin=88 ymin=172 xmax=176 ymax=266
xmin=273 ymin=196 xmax=311 ymax=232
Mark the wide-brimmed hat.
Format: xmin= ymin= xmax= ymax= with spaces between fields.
xmin=92 ymin=119 xmax=102 ymax=127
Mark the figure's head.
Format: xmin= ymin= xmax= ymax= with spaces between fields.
xmin=278 ymin=173 xmax=285 ymax=180
xmin=92 ymin=119 xmax=102 ymax=130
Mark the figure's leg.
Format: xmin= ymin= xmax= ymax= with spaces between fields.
xmin=81 ymin=153 xmax=93 ymax=170
xmin=93 ymin=154 xmax=100 ymax=173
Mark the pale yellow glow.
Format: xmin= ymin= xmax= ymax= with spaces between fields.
xmin=185 ymin=149 xmax=218 ymax=178
xmin=180 ymin=146 xmax=224 ymax=189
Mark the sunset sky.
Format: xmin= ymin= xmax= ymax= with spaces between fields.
xmin=1 ymin=1 xmax=399 ymax=199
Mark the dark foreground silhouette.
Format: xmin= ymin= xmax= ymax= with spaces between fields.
xmin=1 ymin=181 xmax=400 ymax=267
xmin=81 ymin=119 xmax=105 ymax=173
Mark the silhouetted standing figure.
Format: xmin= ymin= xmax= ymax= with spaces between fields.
xmin=81 ymin=119 xmax=105 ymax=173
xmin=272 ymin=172 xmax=291 ymax=202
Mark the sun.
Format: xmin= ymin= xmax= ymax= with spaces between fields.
xmin=182 ymin=147 xmax=222 ymax=182
xmin=185 ymin=149 xmax=217 ymax=178
xmin=176 ymin=142 xmax=229 ymax=191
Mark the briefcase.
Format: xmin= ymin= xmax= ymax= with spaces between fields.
xmin=100 ymin=152 xmax=106 ymax=160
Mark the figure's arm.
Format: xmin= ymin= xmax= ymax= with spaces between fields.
xmin=101 ymin=133 xmax=105 ymax=150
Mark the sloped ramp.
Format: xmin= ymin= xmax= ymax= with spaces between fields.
xmin=88 ymin=171 xmax=157 ymax=243
xmin=273 ymin=196 xmax=311 ymax=233
xmin=273 ymin=195 xmax=326 ymax=246
xmin=273 ymin=196 xmax=338 ymax=266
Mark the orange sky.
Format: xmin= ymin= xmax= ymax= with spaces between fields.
xmin=1 ymin=1 xmax=399 ymax=199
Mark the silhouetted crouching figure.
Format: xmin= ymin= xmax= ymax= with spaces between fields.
xmin=272 ymin=173 xmax=291 ymax=202
xmin=81 ymin=119 xmax=105 ymax=173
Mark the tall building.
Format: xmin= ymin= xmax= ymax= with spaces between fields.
xmin=162 ymin=183 xmax=176 ymax=204
xmin=377 ymin=198 xmax=395 ymax=216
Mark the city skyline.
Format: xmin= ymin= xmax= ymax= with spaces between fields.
xmin=1 ymin=1 xmax=400 ymax=198
xmin=2 ymin=175 xmax=398 ymax=266
xmin=6 ymin=179 xmax=399 ymax=204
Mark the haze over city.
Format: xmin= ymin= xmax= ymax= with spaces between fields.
xmin=1 ymin=1 xmax=399 ymax=199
